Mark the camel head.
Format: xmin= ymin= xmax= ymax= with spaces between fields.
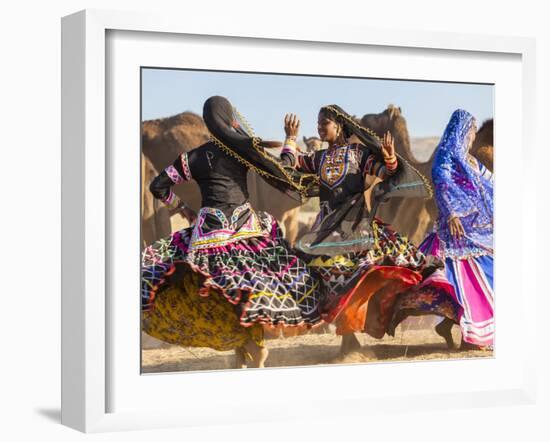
xmin=302 ymin=136 xmax=324 ymax=152
xmin=361 ymin=104 xmax=413 ymax=161
xmin=361 ymin=104 xmax=403 ymax=136
xmin=472 ymin=119 xmax=493 ymax=153
xmin=470 ymin=118 xmax=493 ymax=172
xmin=142 ymin=111 xmax=210 ymax=172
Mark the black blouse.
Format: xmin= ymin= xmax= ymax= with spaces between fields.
xmin=282 ymin=143 xmax=397 ymax=214
xmin=149 ymin=141 xmax=249 ymax=216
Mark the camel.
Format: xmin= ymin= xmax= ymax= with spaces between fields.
xmin=302 ymin=135 xmax=324 ymax=152
xmin=142 ymin=112 xmax=269 ymax=367
xmin=360 ymin=109 xmax=495 ymax=245
xmin=347 ymin=108 xmax=494 ymax=352
xmin=471 ymin=119 xmax=494 ymax=171
xmin=141 ymin=111 xmax=315 ymax=366
xmin=142 ymin=111 xmax=306 ymax=246
xmin=142 ymin=112 xmax=210 ymax=222
xmin=361 ymin=105 xmax=438 ymax=245
xmin=141 ymin=153 xmax=172 ymax=249
xmin=361 ymin=109 xmax=493 ymax=245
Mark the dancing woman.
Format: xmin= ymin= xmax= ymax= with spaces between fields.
xmin=280 ymin=106 xmax=435 ymax=353
xmin=393 ymin=109 xmax=494 ymax=349
xmin=141 ymin=96 xmax=321 ymax=367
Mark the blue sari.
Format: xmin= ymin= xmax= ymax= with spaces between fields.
xmin=429 ymin=109 xmax=494 ymax=346
xmin=389 ymin=110 xmax=494 ymax=347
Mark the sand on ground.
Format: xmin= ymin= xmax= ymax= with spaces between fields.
xmin=141 ymin=320 xmax=491 ymax=373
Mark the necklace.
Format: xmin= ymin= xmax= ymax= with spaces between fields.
xmin=320 ymin=144 xmax=349 ymax=188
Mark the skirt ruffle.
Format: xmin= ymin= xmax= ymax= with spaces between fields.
xmin=387 ymin=269 xmax=462 ymax=336
xmin=388 ymin=233 xmax=493 ymax=347
xmin=305 ymin=219 xmax=428 ymax=335
xmin=142 ymin=211 xmax=323 ymax=327
xmin=142 ymin=272 xmax=264 ymax=351
xmin=445 ymin=254 xmax=494 ymax=346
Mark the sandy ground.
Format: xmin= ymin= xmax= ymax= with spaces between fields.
xmin=141 ymin=320 xmax=492 ymax=373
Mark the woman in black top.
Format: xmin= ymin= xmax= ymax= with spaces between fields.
xmin=280 ymin=106 xmax=457 ymax=352
xmin=142 ymin=97 xmax=322 ymax=367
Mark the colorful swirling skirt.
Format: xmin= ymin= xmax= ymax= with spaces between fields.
xmin=389 ymin=233 xmax=493 ymax=347
xmin=305 ymin=219 xmax=428 ymax=336
xmin=142 ymin=272 xmax=264 ymax=351
xmin=387 ymin=268 xmax=461 ymax=336
xmin=142 ymin=207 xmax=323 ymax=329
xmin=445 ymin=254 xmax=493 ymax=346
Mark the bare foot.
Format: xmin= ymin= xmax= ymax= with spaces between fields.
xmin=234 ymin=347 xmax=248 ymax=369
xmin=435 ymin=318 xmax=455 ymax=350
xmin=340 ymin=333 xmax=362 ymax=356
xmin=242 ymin=341 xmax=269 ymax=368
xmin=256 ymin=347 xmax=269 ymax=368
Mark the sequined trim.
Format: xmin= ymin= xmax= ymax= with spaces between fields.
xmin=180 ymin=152 xmax=192 ymax=181
xmin=189 ymin=202 xmax=265 ymax=250
xmin=319 ymin=145 xmax=349 ymax=189
xmin=165 ymin=165 xmax=183 ymax=184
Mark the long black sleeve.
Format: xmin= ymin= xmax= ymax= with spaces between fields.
xmin=148 ymin=152 xmax=192 ymax=208
xmin=149 ymin=170 xmax=174 ymax=201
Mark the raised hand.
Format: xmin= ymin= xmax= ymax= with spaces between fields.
xmin=284 ymin=113 xmax=300 ymax=138
xmin=381 ymin=130 xmax=396 ymax=160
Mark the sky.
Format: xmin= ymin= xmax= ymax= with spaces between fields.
xmin=141 ymin=68 xmax=494 ymax=140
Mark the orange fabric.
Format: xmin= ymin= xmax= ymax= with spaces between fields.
xmin=364 ymin=280 xmax=414 ymax=338
xmin=333 ymin=266 xmax=422 ymax=335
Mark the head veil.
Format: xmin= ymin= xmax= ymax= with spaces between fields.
xmin=297 ymin=105 xmax=433 ymax=255
xmin=432 ymin=109 xmax=493 ymax=253
xmin=202 ymin=96 xmax=318 ymax=202
xmin=320 ymin=105 xmax=432 ymax=202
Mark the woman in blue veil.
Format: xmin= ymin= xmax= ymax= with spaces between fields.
xmin=391 ymin=109 xmax=494 ymax=349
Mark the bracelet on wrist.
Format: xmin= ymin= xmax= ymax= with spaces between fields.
xmin=282 ymin=137 xmax=297 ymax=155
xmin=162 ymin=191 xmax=180 ymax=209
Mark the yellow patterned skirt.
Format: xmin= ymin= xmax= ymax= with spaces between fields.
xmin=142 ymin=272 xmax=264 ymax=351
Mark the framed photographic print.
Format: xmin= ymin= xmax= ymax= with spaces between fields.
xmin=61 ymin=9 xmax=537 ymax=433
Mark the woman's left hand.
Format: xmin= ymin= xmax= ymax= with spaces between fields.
xmin=448 ymin=216 xmax=465 ymax=239
xmin=381 ymin=131 xmax=395 ymax=159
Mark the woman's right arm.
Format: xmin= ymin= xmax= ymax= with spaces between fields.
xmin=280 ymin=138 xmax=317 ymax=173
xmin=280 ymin=113 xmax=317 ymax=173
xmin=149 ymin=152 xmax=196 ymax=222
xmin=432 ymin=162 xmax=468 ymax=238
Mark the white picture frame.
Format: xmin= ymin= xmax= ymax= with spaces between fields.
xmin=61 ymin=9 xmax=538 ymax=433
